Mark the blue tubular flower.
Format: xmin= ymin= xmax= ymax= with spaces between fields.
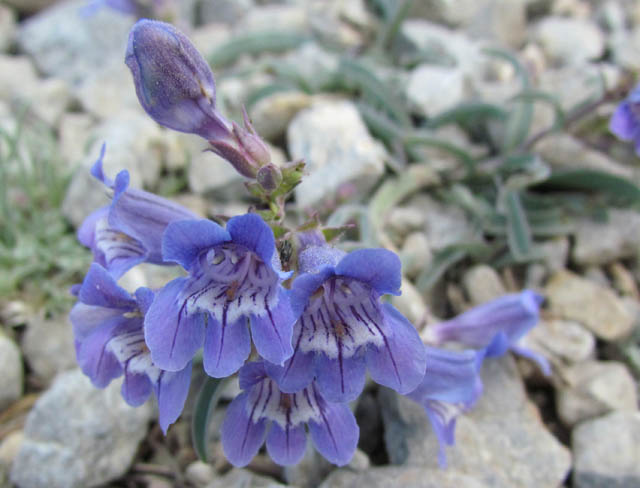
xmin=610 ymin=83 xmax=640 ymax=155
xmin=143 ymin=213 xmax=295 ymax=377
xmin=221 ymin=362 xmax=359 ymax=467
xmin=406 ymin=346 xmax=482 ymax=467
xmin=125 ymin=19 xmax=233 ymax=143
xmin=78 ymin=145 xmax=198 ymax=278
xmin=267 ymin=246 xmax=427 ymax=403
xmin=70 ymin=263 xmax=191 ymax=433
xmin=423 ymin=290 xmax=550 ymax=375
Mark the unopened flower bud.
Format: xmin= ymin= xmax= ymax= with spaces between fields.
xmin=256 ymin=164 xmax=283 ymax=192
xmin=125 ymin=19 xmax=232 ymax=141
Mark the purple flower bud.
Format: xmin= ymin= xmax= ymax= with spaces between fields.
xmin=256 ymin=164 xmax=283 ymax=192
xmin=125 ymin=19 xmax=232 ymax=141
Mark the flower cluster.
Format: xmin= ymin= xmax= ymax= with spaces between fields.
xmin=70 ymin=18 xmax=550 ymax=469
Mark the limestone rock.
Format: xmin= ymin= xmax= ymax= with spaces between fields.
xmin=572 ymin=411 xmax=640 ymax=488
xmin=380 ymin=356 xmax=571 ymax=488
xmin=556 ymin=360 xmax=637 ymax=427
xmin=10 ymin=369 xmax=152 ymax=488
xmin=287 ymin=100 xmax=386 ymax=210
xmin=545 ymin=270 xmax=634 ymax=341
xmin=0 ymin=334 xmax=22 ymax=411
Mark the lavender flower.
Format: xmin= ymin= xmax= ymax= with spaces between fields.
xmin=267 ymin=245 xmax=427 ymax=403
xmin=70 ymin=263 xmax=191 ymax=433
xmin=610 ymin=83 xmax=640 ymax=155
xmin=143 ymin=214 xmax=295 ymax=377
xmin=78 ymin=144 xmax=198 ymax=278
xmin=221 ymin=361 xmax=359 ymax=467
xmin=423 ymin=290 xmax=550 ymax=375
xmin=125 ymin=20 xmax=272 ymax=179
xmin=406 ymin=346 xmax=482 ymax=467
xmin=125 ymin=19 xmax=231 ymax=141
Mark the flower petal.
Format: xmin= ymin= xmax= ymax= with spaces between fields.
xmin=610 ymin=103 xmax=636 ymax=141
xmin=155 ymin=362 xmax=193 ymax=433
xmin=250 ymin=288 xmax=294 ymax=365
xmin=266 ymin=423 xmax=307 ymax=466
xmin=407 ymin=346 xmax=479 ymax=405
xmin=265 ymin=345 xmax=315 ymax=393
xmin=144 ymin=277 xmax=206 ymax=371
xmin=425 ymin=401 xmax=460 ymax=468
xmin=203 ymin=313 xmax=251 ymax=378
xmin=78 ymin=263 xmax=136 ymax=310
xmin=73 ymin=314 xmax=126 ymax=388
xmin=221 ymin=392 xmax=267 ymax=467
xmin=227 ymin=213 xmax=276 ymax=267
xmin=162 ymin=219 xmax=230 ymax=271
xmin=289 ymin=268 xmax=335 ymax=317
xmin=77 ymin=206 xmax=108 ymax=250
xmin=238 ymin=361 xmax=267 ymax=390
xmin=510 ymin=342 xmax=552 ymax=376
xmin=308 ymin=398 xmax=359 ymax=466
xmin=121 ymin=372 xmax=152 ymax=407
xmin=109 ymin=171 xmax=198 ymax=263
xmin=314 ymin=352 xmax=366 ymax=403
xmin=365 ymin=304 xmax=426 ymax=394
xmin=335 ymin=248 xmax=402 ymax=296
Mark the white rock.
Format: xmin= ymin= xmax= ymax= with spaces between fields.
xmin=536 ymin=134 xmax=633 ymax=179
xmin=467 ymin=0 xmax=527 ymax=48
xmin=0 ymin=55 xmax=71 ymax=125
xmin=572 ymin=411 xmax=640 ymax=488
xmin=287 ymin=100 xmax=386 ymax=210
xmin=185 ymin=461 xmax=216 ymax=487
xmin=0 ymin=334 xmax=22 ymax=411
xmin=556 ymin=360 xmax=638 ymax=427
xmin=88 ymin=110 xmax=164 ymax=188
xmin=573 ymin=209 xmax=640 ymax=266
xmin=391 ymin=279 xmax=427 ymax=328
xmin=407 ymin=64 xmax=466 ymax=117
xmin=58 ymin=113 xmax=96 ymax=168
xmin=250 ymin=91 xmax=313 ymax=141
xmin=237 ymin=4 xmax=308 ymax=33
xmin=321 ymin=466 xmax=489 ymax=488
xmin=418 ymin=195 xmax=479 ymax=251
xmin=408 ymin=0 xmax=483 ymax=26
xmin=462 ymin=265 xmax=506 ymax=305
xmin=10 ymin=369 xmax=152 ymax=488
xmin=190 ymin=23 xmax=232 ymax=58
xmin=401 ymin=20 xmax=483 ymax=78
xmin=17 ymin=0 xmax=134 ymax=85
xmin=0 ymin=5 xmax=16 ymax=52
xmin=380 ymin=356 xmax=571 ymax=488
xmin=76 ymin=62 xmax=140 ymax=119
xmin=400 ymin=232 xmax=432 ymax=279
xmin=0 ymin=431 xmax=23 ymax=470
xmin=545 ymin=270 xmax=635 ymax=341
xmin=534 ymin=17 xmax=605 ymax=65
xmin=199 ymin=0 xmax=254 ymax=25
xmin=526 ymin=319 xmax=595 ymax=365
xmin=21 ymin=316 xmax=77 ymax=386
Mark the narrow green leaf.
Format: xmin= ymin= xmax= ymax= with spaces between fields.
xmin=536 ymin=169 xmax=640 ymax=205
xmin=426 ymin=102 xmax=507 ymax=129
xmin=192 ymin=376 xmax=226 ymax=462
xmin=378 ymin=0 xmax=413 ymax=50
xmin=503 ymin=190 xmax=533 ymax=261
xmin=415 ymin=243 xmax=494 ymax=292
xmin=403 ymin=132 xmax=477 ymax=173
xmin=335 ymin=58 xmax=411 ymax=126
xmin=510 ymin=90 xmax=565 ymax=132
xmin=208 ymin=32 xmax=309 ymax=68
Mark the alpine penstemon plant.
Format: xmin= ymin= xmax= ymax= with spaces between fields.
xmin=70 ymin=18 xmax=550 ymax=469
